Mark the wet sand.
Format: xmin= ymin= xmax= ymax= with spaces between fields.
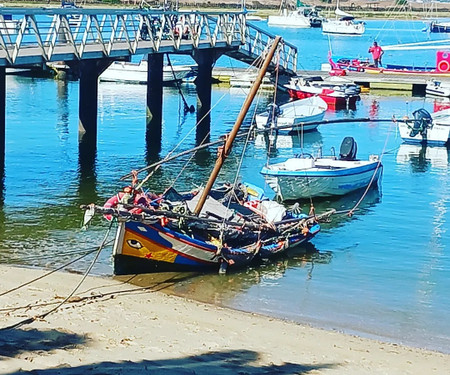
xmin=0 ymin=265 xmax=448 ymax=374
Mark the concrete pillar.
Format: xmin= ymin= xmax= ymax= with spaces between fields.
xmin=0 ymin=67 xmax=5 ymax=204
xmin=0 ymin=67 xmax=5 ymax=167
xmin=193 ymin=49 xmax=216 ymax=146
xmin=78 ymin=60 xmax=99 ymax=140
xmin=146 ymin=54 xmax=164 ymax=159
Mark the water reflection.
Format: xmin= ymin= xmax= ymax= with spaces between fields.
xmin=117 ymin=242 xmax=332 ymax=306
xmin=56 ymin=80 xmax=69 ymax=143
xmin=396 ymin=143 xmax=449 ymax=172
xmin=304 ymin=187 xmax=383 ymax=231
xmin=254 ymin=131 xmax=323 ymax=155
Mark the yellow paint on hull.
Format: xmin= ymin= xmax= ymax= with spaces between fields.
xmin=122 ymin=230 xmax=178 ymax=263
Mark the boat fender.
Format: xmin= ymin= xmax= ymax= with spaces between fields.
xmin=301 ymin=227 xmax=310 ymax=236
xmin=103 ymin=194 xmax=121 ymax=221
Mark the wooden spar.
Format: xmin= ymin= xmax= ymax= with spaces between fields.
xmin=119 ymin=117 xmax=397 ymax=181
xmin=193 ymin=36 xmax=282 ymax=216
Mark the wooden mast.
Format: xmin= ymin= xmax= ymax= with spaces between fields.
xmin=193 ymin=36 xmax=282 ymax=216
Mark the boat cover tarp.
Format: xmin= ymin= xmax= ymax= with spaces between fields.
xmin=185 ymin=189 xmax=235 ymax=221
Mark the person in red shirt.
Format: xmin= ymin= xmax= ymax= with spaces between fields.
xmin=368 ymin=41 xmax=384 ymax=68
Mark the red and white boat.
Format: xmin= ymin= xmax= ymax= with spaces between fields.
xmin=284 ymin=75 xmax=360 ymax=109
xmin=329 ymin=49 xmax=450 ymax=77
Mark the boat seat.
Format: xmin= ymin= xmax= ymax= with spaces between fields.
xmin=339 ymin=137 xmax=357 ymax=161
xmin=285 ymin=157 xmax=315 ymax=170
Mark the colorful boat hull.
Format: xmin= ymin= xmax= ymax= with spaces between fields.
xmin=112 ymin=219 xmax=320 ymax=274
xmin=286 ymin=87 xmax=358 ymax=109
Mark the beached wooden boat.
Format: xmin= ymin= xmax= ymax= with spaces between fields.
xmin=99 ymin=60 xmax=197 ymax=84
xmin=397 ymin=108 xmax=450 ymax=146
xmin=260 ymin=137 xmax=383 ymax=201
xmin=82 ymin=37 xmax=325 ymax=275
xmin=254 ymin=96 xmax=327 ymax=132
xmin=284 ymin=75 xmax=360 ymax=109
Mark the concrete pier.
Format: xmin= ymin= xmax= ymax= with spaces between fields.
xmin=194 ymin=49 xmax=219 ymax=146
xmin=146 ymin=54 xmax=164 ymax=158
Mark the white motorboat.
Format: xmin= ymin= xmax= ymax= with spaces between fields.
xmin=254 ymin=96 xmax=327 ymax=132
xmin=99 ymin=60 xmax=197 ymax=84
xmin=260 ymin=137 xmax=383 ymax=201
xmin=397 ymin=108 xmax=450 ymax=146
xmin=322 ymin=1 xmax=365 ymax=35
xmin=426 ymin=80 xmax=450 ymax=97
xmin=268 ymin=1 xmax=323 ymax=28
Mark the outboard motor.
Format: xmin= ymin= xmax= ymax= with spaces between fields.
xmin=410 ymin=108 xmax=432 ymax=137
xmin=339 ymin=137 xmax=358 ymax=161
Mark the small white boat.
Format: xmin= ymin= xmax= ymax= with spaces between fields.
xmin=426 ymin=80 xmax=450 ymax=97
xmin=268 ymin=3 xmax=323 ymax=28
xmin=322 ymin=1 xmax=365 ymax=35
xmin=254 ymin=96 xmax=328 ymax=132
xmin=397 ymin=108 xmax=450 ymax=146
xmin=260 ymin=137 xmax=383 ymax=201
xmin=99 ymin=60 xmax=197 ymax=84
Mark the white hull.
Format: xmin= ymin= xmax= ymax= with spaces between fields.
xmin=322 ymin=20 xmax=365 ymax=35
xmin=398 ymin=109 xmax=450 ymax=145
xmin=100 ymin=61 xmax=196 ymax=84
xmin=261 ymin=157 xmax=382 ymax=200
xmin=255 ymin=97 xmax=327 ymax=132
xmin=268 ymin=14 xmax=310 ymax=28
xmin=426 ymin=81 xmax=450 ymax=97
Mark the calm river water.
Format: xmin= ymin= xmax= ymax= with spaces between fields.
xmin=1 ymin=20 xmax=449 ymax=353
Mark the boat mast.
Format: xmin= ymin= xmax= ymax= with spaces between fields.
xmin=193 ymin=36 xmax=282 ymax=216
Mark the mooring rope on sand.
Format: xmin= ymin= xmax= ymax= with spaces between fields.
xmin=0 ymin=222 xmax=114 ymax=331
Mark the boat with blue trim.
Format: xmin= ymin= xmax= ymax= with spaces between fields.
xmin=260 ymin=137 xmax=383 ymax=201
xmin=82 ymin=36 xmax=326 ymax=275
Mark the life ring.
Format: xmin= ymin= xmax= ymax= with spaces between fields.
xmin=437 ymin=60 xmax=450 ymax=72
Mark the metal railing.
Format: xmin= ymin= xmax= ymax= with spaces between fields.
xmin=0 ymin=7 xmax=297 ymax=74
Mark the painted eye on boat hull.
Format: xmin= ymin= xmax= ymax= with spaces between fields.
xmin=126 ymin=239 xmax=143 ymax=249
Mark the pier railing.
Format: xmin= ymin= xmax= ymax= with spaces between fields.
xmin=0 ymin=8 xmax=297 ymax=74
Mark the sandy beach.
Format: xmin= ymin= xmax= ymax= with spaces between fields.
xmin=0 ymin=265 xmax=447 ymax=374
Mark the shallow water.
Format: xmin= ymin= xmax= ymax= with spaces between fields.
xmin=1 ymin=19 xmax=449 ymax=353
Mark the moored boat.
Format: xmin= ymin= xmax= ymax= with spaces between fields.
xmin=254 ymin=96 xmax=328 ymax=132
xmin=82 ymin=36 xmax=327 ymax=275
xmin=330 ymin=49 xmax=450 ymax=77
xmin=397 ymin=108 xmax=450 ymax=146
xmin=426 ymin=79 xmax=450 ymax=97
xmin=260 ymin=137 xmax=383 ymax=201
xmin=99 ymin=60 xmax=197 ymax=84
xmin=321 ymin=1 xmax=365 ymax=35
xmin=429 ymin=21 xmax=450 ymax=33
xmin=268 ymin=1 xmax=323 ymax=28
xmin=284 ymin=75 xmax=360 ymax=109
